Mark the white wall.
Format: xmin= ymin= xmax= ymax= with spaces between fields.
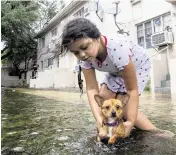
xmin=59 ymin=52 xmax=78 ymax=69
xmin=170 ymin=59 xmax=176 ymax=94
xmin=170 ymin=3 xmax=176 ymax=58
xmin=1 ymin=69 xmax=23 ymax=87
xmin=54 ymin=68 xmax=76 ymax=88
xmin=141 ymin=0 xmax=171 ymax=20
xmin=26 ymin=70 xmax=33 ymax=84
xmin=169 ymin=2 xmax=176 ymax=94
xmin=30 ymin=68 xmax=76 ymax=88
xmin=151 ymin=51 xmax=168 ymax=88
xmin=167 ymin=3 xmax=176 ymax=94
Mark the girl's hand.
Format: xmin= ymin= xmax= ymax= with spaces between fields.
xmin=123 ymin=121 xmax=134 ymax=137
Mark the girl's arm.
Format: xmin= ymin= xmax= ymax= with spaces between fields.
xmin=120 ymin=58 xmax=139 ymax=134
xmin=82 ymin=68 xmax=103 ymax=124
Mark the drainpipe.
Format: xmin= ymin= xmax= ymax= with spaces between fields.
xmin=166 ymin=45 xmax=170 ymax=79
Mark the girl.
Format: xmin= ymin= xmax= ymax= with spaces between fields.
xmin=61 ymin=18 xmax=157 ymax=138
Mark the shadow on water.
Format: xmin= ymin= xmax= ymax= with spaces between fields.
xmin=1 ymin=88 xmax=176 ymax=155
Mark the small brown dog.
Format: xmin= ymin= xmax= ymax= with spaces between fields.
xmin=94 ymin=94 xmax=130 ymax=144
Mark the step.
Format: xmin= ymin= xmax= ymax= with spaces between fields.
xmin=161 ymin=80 xmax=170 ymax=87
xmin=155 ymin=87 xmax=171 ymax=94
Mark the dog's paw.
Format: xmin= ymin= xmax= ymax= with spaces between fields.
xmin=108 ymin=138 xmax=116 ymax=144
xmin=99 ymin=132 xmax=107 ymax=137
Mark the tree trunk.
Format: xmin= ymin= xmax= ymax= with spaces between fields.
xmin=24 ymin=60 xmax=27 ymax=79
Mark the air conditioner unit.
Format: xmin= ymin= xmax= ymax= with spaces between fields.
xmin=151 ymin=31 xmax=174 ymax=47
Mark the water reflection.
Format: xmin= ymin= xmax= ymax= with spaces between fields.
xmin=1 ymin=89 xmax=176 ymax=155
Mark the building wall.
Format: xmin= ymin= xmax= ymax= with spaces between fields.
xmin=30 ymin=68 xmax=76 ymax=88
xmin=32 ymin=0 xmax=176 ymax=94
xmin=129 ymin=0 xmax=176 ymax=93
xmin=170 ymin=59 xmax=176 ymax=94
xmin=170 ymin=3 xmax=176 ymax=94
xmin=85 ymin=0 xmax=175 ymax=92
xmin=141 ymin=0 xmax=170 ymax=20
xmin=151 ymin=50 xmax=169 ymax=88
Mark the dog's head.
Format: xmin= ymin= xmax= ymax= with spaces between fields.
xmin=94 ymin=94 xmax=130 ymax=120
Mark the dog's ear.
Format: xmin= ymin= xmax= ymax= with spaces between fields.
xmin=94 ymin=94 xmax=104 ymax=107
xmin=116 ymin=93 xmax=130 ymax=106
xmin=122 ymin=94 xmax=130 ymax=106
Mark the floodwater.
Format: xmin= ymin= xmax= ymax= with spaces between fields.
xmin=1 ymin=88 xmax=176 ymax=155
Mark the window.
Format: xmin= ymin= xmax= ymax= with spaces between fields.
xmin=137 ymin=22 xmax=152 ymax=49
xmin=52 ymin=27 xmax=57 ymax=37
xmin=145 ymin=22 xmax=152 ymax=48
xmin=138 ymin=37 xmax=144 ymax=48
xmin=48 ymin=58 xmax=53 ymax=67
xmin=132 ymin=1 xmax=142 ymax=21
xmin=136 ymin=13 xmax=171 ymax=49
xmin=137 ymin=24 xmax=144 ymax=47
xmin=73 ymin=7 xmax=84 ymax=17
xmin=41 ymin=37 xmax=45 ymax=47
xmin=145 ymin=22 xmax=152 ymax=36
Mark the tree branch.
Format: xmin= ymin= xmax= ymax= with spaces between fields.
xmin=1 ymin=52 xmax=12 ymax=60
xmin=1 ymin=46 xmax=8 ymax=54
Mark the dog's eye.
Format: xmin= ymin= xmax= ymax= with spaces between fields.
xmin=106 ymin=106 xmax=110 ymax=110
xmin=116 ymin=105 xmax=120 ymax=109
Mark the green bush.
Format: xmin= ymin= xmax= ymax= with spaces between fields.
xmin=144 ymin=78 xmax=151 ymax=92
xmin=22 ymin=80 xmax=29 ymax=88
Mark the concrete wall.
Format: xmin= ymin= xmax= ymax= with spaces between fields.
xmin=168 ymin=2 xmax=176 ymax=94
xmin=169 ymin=1 xmax=176 ymax=94
xmin=54 ymin=69 xmax=76 ymax=88
xmin=30 ymin=68 xmax=76 ymax=88
xmin=170 ymin=59 xmax=176 ymax=94
xmin=1 ymin=69 xmax=23 ymax=87
xmin=151 ymin=51 xmax=168 ymax=88
xmin=1 ymin=68 xmax=34 ymax=87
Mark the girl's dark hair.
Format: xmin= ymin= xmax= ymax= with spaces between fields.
xmin=61 ymin=18 xmax=101 ymax=95
xmin=61 ymin=18 xmax=101 ymax=53
xmin=78 ymin=65 xmax=83 ymax=95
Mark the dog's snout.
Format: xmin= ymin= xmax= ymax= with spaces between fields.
xmin=111 ymin=111 xmax=116 ymax=117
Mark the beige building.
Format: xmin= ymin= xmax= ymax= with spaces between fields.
xmin=31 ymin=0 xmax=176 ymax=96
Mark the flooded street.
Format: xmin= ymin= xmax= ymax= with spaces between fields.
xmin=1 ymin=88 xmax=176 ymax=155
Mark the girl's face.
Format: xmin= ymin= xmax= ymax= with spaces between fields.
xmin=67 ymin=37 xmax=101 ymax=61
